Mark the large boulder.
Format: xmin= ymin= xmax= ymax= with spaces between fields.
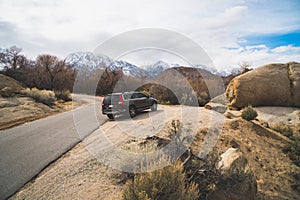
xmin=208 ymin=148 xmax=257 ymax=200
xmin=289 ymin=62 xmax=300 ymax=107
xmin=226 ymin=62 xmax=300 ymax=109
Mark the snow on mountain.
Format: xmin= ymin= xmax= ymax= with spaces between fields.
xmin=65 ymin=52 xmax=113 ymax=72
xmin=65 ymin=52 xmax=148 ymax=77
xmin=192 ymin=64 xmax=219 ymax=75
xmin=65 ymin=52 xmax=226 ymax=79
xmin=143 ymin=60 xmax=180 ymax=78
xmin=111 ymin=60 xmax=148 ymax=77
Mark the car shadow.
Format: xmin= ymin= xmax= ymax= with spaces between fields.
xmin=111 ymin=109 xmax=164 ymax=121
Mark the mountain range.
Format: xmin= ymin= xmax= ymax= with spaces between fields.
xmin=65 ymin=51 xmax=228 ymax=78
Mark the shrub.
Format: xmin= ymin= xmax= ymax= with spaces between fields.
xmin=183 ymin=151 xmax=221 ymax=199
xmin=122 ymin=160 xmax=199 ymax=200
xmin=283 ymin=137 xmax=300 ymax=167
xmin=54 ymin=90 xmax=72 ymax=101
xmin=21 ymin=88 xmax=56 ymax=106
xmin=241 ymin=105 xmax=257 ymax=121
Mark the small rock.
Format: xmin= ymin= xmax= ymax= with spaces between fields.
xmin=0 ymin=87 xmax=14 ymax=97
xmin=230 ymin=139 xmax=240 ymax=148
xmin=208 ymin=148 xmax=257 ymax=200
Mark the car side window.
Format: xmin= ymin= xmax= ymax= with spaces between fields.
xmin=130 ymin=93 xmax=137 ymax=99
xmin=138 ymin=93 xmax=147 ymax=98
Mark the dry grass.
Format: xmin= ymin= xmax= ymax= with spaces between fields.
xmin=55 ymin=90 xmax=72 ymax=102
xmin=122 ymin=158 xmax=199 ymax=200
xmin=20 ymin=88 xmax=56 ymax=106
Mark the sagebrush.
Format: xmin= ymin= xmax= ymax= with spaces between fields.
xmin=21 ymin=88 xmax=56 ymax=106
xmin=122 ymin=160 xmax=199 ymax=200
xmin=55 ymin=90 xmax=72 ymax=101
xmin=241 ymin=105 xmax=257 ymax=121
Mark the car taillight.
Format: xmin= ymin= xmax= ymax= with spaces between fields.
xmin=101 ymin=99 xmax=105 ymax=106
xmin=118 ymin=95 xmax=124 ymax=106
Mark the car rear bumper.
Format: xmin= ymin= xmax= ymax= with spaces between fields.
xmin=102 ymin=108 xmax=126 ymax=115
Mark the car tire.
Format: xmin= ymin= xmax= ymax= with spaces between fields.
xmin=151 ymin=102 xmax=157 ymax=111
xmin=107 ymin=114 xmax=115 ymax=120
xmin=128 ymin=106 xmax=137 ymax=118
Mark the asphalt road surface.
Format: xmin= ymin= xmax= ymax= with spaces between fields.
xmin=0 ymin=94 xmax=105 ymax=200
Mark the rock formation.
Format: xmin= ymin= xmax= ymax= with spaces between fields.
xmin=226 ymin=62 xmax=300 ymax=109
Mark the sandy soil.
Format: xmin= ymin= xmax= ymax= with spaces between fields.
xmin=10 ymin=105 xmax=300 ymax=200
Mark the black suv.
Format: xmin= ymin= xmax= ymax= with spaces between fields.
xmin=102 ymin=92 xmax=158 ymax=119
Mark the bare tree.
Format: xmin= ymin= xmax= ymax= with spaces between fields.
xmin=238 ymin=61 xmax=252 ymax=72
xmin=0 ymin=46 xmax=24 ymax=70
xmin=34 ymin=54 xmax=75 ymax=90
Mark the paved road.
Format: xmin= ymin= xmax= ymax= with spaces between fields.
xmin=0 ymin=94 xmax=106 ymax=200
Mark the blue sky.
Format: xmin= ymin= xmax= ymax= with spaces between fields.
xmin=244 ymin=32 xmax=300 ymax=48
xmin=0 ymin=0 xmax=299 ymax=70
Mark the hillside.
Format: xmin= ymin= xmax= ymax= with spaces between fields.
xmin=139 ymin=67 xmax=224 ymax=106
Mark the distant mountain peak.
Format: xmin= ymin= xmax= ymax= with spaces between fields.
xmin=65 ymin=52 xmax=223 ymax=79
xmin=65 ymin=52 xmax=149 ymax=78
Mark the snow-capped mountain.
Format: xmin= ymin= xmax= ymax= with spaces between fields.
xmin=111 ymin=60 xmax=148 ymax=77
xmin=65 ymin=52 xmax=226 ymax=79
xmin=143 ymin=60 xmax=180 ymax=78
xmin=65 ymin=52 xmax=148 ymax=77
xmin=65 ymin=52 xmax=113 ymax=72
xmin=192 ymin=64 xmax=219 ymax=75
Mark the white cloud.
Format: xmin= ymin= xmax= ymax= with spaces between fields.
xmin=0 ymin=0 xmax=299 ymax=68
xmin=272 ymin=45 xmax=300 ymax=53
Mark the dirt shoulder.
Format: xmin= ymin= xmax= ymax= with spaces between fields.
xmin=0 ymin=95 xmax=84 ymax=130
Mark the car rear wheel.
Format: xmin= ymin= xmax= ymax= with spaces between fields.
xmin=128 ymin=106 xmax=137 ymax=118
xmin=107 ymin=114 xmax=115 ymax=120
xmin=151 ymin=102 xmax=157 ymax=111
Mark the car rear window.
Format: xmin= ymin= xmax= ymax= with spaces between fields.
xmin=104 ymin=95 xmax=120 ymax=104
xmin=123 ymin=93 xmax=132 ymax=100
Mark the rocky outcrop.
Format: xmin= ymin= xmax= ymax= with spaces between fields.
xmin=226 ymin=62 xmax=300 ymax=109
xmin=289 ymin=62 xmax=300 ymax=107
xmin=205 ymin=94 xmax=227 ymax=113
xmin=0 ymin=74 xmax=23 ymax=97
xmin=208 ymin=148 xmax=257 ymax=200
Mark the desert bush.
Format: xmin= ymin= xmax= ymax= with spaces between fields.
xmin=21 ymin=88 xmax=56 ymax=106
xmin=283 ymin=137 xmax=300 ymax=167
xmin=55 ymin=90 xmax=72 ymax=101
xmin=183 ymin=151 xmax=255 ymax=200
xmin=241 ymin=105 xmax=257 ymax=121
xmin=122 ymin=160 xmax=199 ymax=200
xmin=183 ymin=151 xmax=221 ymax=199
